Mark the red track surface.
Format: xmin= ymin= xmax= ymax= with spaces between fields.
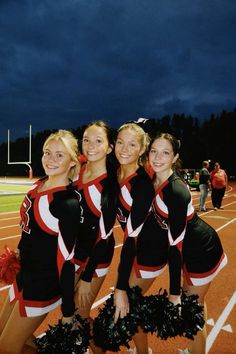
xmin=1 ymin=184 xmax=236 ymax=353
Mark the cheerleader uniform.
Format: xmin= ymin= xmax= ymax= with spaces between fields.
xmin=10 ymin=178 xmax=80 ymax=317
xmin=116 ymin=166 xmax=167 ymax=291
xmin=72 ymin=163 xmax=117 ymax=282
xmin=152 ymin=172 xmax=227 ymax=295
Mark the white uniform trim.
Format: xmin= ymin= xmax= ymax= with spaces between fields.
xmin=168 ymin=227 xmax=185 ymax=246
xmin=99 ymin=213 xmax=112 ymax=239
xmin=88 ymin=185 xmax=101 ymax=212
xmin=121 ymin=185 xmax=132 ymax=206
xmin=38 ymin=195 xmax=58 ymax=232
xmin=155 ymin=194 xmax=168 ymax=214
xmin=58 ymin=231 xmax=74 ymax=260
xmin=140 ymin=266 xmax=167 ymax=279
xmin=95 ymin=266 xmax=109 ymax=277
xmin=190 ymin=254 xmax=228 ymax=286
xmin=127 ymin=217 xmax=142 ymax=237
xmin=25 ymin=298 xmax=62 ymax=317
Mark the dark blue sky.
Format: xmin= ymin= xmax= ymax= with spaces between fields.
xmin=0 ymin=0 xmax=236 ymax=143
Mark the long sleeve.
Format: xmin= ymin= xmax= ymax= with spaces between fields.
xmin=165 ymin=181 xmax=192 ymax=295
xmin=52 ymin=194 xmax=80 ymax=317
xmin=81 ymin=202 xmax=117 ymax=282
xmin=116 ymin=173 xmax=155 ymax=290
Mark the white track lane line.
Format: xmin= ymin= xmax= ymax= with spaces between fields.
xmin=206 ymin=291 xmax=236 ymax=353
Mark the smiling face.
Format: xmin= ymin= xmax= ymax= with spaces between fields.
xmin=149 ymin=137 xmax=179 ymax=179
xmin=115 ymin=128 xmax=144 ymax=168
xmin=42 ymin=139 xmax=76 ymax=178
xmin=82 ymin=125 xmax=112 ymax=163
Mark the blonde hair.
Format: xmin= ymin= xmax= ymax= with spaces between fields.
xmin=117 ymin=123 xmax=150 ymax=165
xmin=43 ymin=130 xmax=79 ymax=179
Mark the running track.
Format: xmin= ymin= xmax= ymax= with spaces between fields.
xmin=0 ymin=184 xmax=236 ymax=353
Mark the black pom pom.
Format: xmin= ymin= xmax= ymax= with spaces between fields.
xmin=180 ymin=291 xmax=205 ymax=339
xmin=93 ymin=286 xmax=143 ymax=351
xmin=138 ymin=289 xmax=205 ymax=341
xmin=35 ymin=314 xmax=91 ymax=354
xmin=138 ymin=289 xmax=181 ymax=340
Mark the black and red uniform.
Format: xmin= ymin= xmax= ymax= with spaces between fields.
xmin=116 ymin=166 xmax=166 ymax=291
xmin=72 ymin=164 xmax=117 ymax=282
xmin=152 ymin=172 xmax=227 ymax=295
xmin=9 ymin=178 xmax=80 ymax=317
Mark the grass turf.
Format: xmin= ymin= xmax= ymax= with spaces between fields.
xmin=0 ymin=195 xmax=24 ymax=213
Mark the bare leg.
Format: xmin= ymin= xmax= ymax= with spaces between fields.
xmin=0 ymin=300 xmax=46 ymax=354
xmin=0 ymin=294 xmax=15 ymax=335
xmin=129 ymin=272 xmax=156 ymax=354
xmin=183 ymin=279 xmax=211 ymax=354
xmin=75 ymin=276 xmax=106 ymax=354
xmin=25 ymin=334 xmax=37 ymax=349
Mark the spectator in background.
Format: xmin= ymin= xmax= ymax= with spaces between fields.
xmin=210 ymin=162 xmax=228 ymax=210
xmin=199 ymin=160 xmax=210 ymax=211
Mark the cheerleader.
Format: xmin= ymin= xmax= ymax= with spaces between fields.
xmin=113 ymin=122 xmax=161 ymax=354
xmin=72 ymin=121 xmax=118 ymax=354
xmin=149 ymin=132 xmax=227 ymax=354
xmin=0 ymin=130 xmax=81 ymax=354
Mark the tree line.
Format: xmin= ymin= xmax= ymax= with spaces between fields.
xmin=0 ymin=109 xmax=235 ymax=179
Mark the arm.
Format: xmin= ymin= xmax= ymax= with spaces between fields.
xmin=165 ymin=181 xmax=192 ymax=296
xmin=114 ymin=174 xmax=154 ymax=322
xmin=116 ymin=175 xmax=155 ymax=291
xmin=53 ymin=195 xmax=80 ymax=320
xmin=80 ymin=204 xmax=117 ymax=282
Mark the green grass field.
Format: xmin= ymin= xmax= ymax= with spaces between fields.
xmin=0 ymin=183 xmax=31 ymax=213
xmin=0 ymin=195 xmax=24 ymax=213
xmin=0 ymin=183 xmax=31 ymax=193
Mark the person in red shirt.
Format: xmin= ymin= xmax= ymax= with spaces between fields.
xmin=210 ymin=162 xmax=228 ymax=210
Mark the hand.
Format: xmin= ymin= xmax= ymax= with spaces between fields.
xmin=76 ymin=279 xmax=94 ymax=309
xmin=61 ymin=315 xmax=74 ymax=325
xmin=168 ymin=294 xmax=181 ymax=306
xmin=113 ymin=289 xmax=130 ymax=323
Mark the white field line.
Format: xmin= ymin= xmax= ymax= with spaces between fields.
xmin=0 ymin=211 xmax=19 ymax=216
xmin=206 ymin=291 xmax=236 ymax=353
xmin=0 ymin=217 xmax=19 ymax=221
xmin=0 ymin=234 xmax=21 ymax=241
xmin=0 ymin=224 xmax=19 ymax=229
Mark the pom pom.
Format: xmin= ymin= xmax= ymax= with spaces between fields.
xmin=180 ymin=291 xmax=205 ymax=339
xmin=138 ymin=289 xmax=205 ymax=341
xmin=93 ymin=286 xmax=143 ymax=352
xmin=35 ymin=314 xmax=91 ymax=354
xmin=0 ymin=246 xmax=20 ymax=285
xmin=139 ymin=289 xmax=181 ymax=340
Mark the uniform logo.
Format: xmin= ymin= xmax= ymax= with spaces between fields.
xmin=152 ymin=204 xmax=168 ymax=230
xmin=20 ymin=195 xmax=32 ymax=234
xmin=117 ymin=208 xmax=127 ymax=223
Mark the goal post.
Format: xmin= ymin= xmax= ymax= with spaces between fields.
xmin=7 ymin=124 xmax=33 ymax=179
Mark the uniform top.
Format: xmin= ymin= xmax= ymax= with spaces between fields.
xmin=72 ymin=163 xmax=117 ymax=282
xmin=18 ymin=177 xmax=80 ymax=317
xmin=116 ymin=166 xmax=155 ymax=290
